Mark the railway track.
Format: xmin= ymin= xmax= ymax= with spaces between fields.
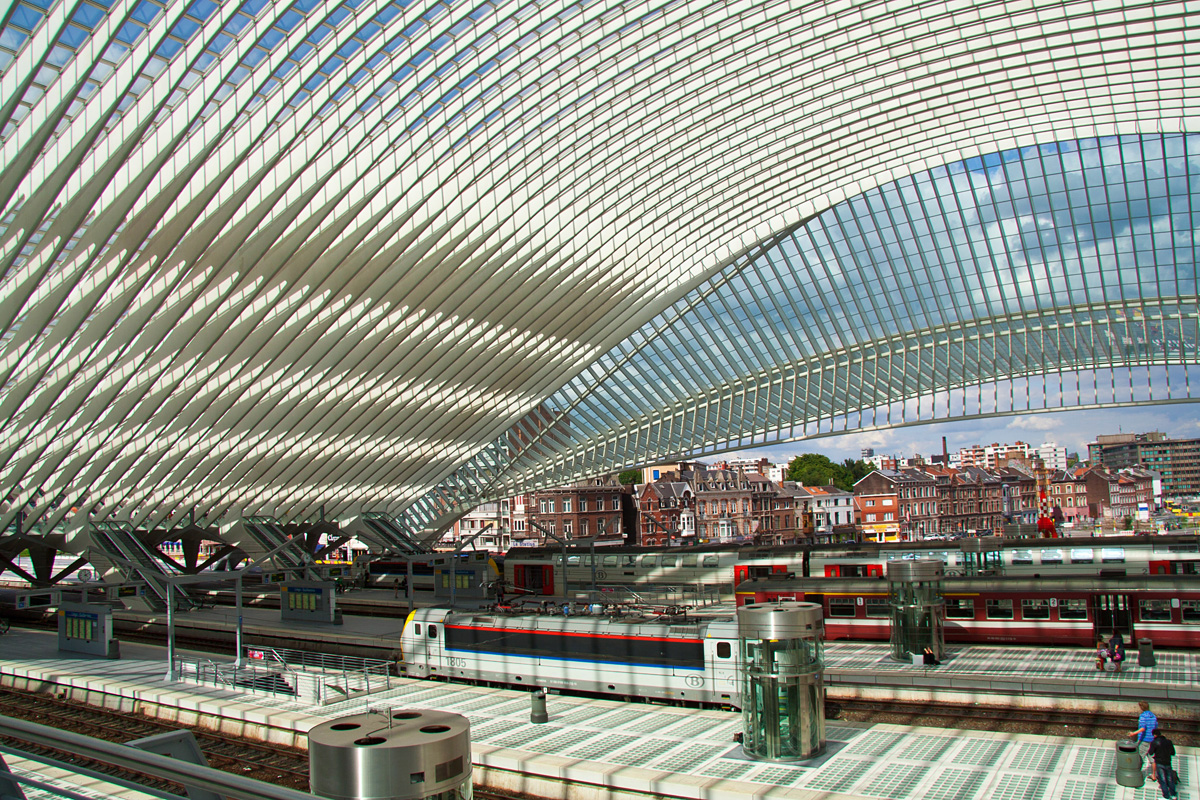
xmin=0 ymin=687 xmax=538 ymax=800
xmin=829 ymin=698 xmax=1200 ymax=745
xmin=0 ymin=686 xmax=311 ymax=790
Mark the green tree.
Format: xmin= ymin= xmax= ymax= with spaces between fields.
xmin=786 ymin=453 xmax=874 ymax=492
xmin=618 ymin=469 xmax=642 ymax=485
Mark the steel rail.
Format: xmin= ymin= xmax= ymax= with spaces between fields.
xmin=0 ymin=715 xmax=321 ymax=800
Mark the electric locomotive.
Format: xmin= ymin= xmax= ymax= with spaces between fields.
xmin=399 ymin=606 xmax=743 ymax=707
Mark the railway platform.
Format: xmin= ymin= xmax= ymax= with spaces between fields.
xmin=0 ymin=625 xmax=1195 ymax=800
xmin=94 ymin=598 xmax=1200 ymax=713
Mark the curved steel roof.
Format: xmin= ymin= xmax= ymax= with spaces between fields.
xmin=0 ymin=0 xmax=1196 ymax=539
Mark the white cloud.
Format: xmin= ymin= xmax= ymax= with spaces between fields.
xmin=725 ymin=403 xmax=1200 ymax=466
xmin=1007 ymin=416 xmax=1059 ymax=431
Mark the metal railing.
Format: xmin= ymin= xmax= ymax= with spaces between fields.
xmin=0 ymin=715 xmax=321 ymax=800
xmin=172 ymin=649 xmax=391 ymax=706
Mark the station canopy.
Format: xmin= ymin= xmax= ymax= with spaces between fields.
xmin=0 ymin=0 xmax=1197 ymax=544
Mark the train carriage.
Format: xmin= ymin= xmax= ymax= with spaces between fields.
xmin=736 ymin=573 xmax=1200 ymax=648
xmin=502 ymin=533 xmax=1200 ymax=600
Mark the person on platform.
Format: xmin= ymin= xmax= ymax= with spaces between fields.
xmin=1131 ymin=701 xmax=1158 ymax=762
xmin=1110 ymin=628 xmax=1125 ymax=653
xmin=1095 ymin=639 xmax=1110 ymax=670
xmin=1148 ymin=727 xmax=1179 ymax=800
xmin=1111 ymin=639 xmax=1126 ymax=672
xmin=922 ymin=646 xmax=941 ymax=666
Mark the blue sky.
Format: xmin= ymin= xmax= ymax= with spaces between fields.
xmin=721 ymin=403 xmax=1200 ymax=466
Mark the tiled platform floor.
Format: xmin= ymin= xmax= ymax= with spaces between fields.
xmin=1 ymin=627 xmax=1195 ymax=800
xmin=827 ymin=641 xmax=1200 ymax=684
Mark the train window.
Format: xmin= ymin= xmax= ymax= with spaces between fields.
xmin=414 ymin=623 xmax=422 ymax=635
xmin=1021 ymin=599 xmax=1050 ymax=620
xmin=717 ymin=642 xmax=732 ymax=658
xmin=641 ymin=556 xmax=658 ymax=568
xmin=1139 ymin=600 xmax=1172 ymax=622
xmin=428 ymin=625 xmax=437 ymax=638
xmin=1101 ymin=548 xmax=1125 ymax=564
xmin=865 ymin=598 xmax=889 ymax=618
xmin=1012 ymin=550 xmax=1033 ymax=565
xmin=567 ymin=556 xmax=581 ymax=566
xmin=1070 ymin=549 xmax=1094 ymax=564
xmin=603 ymin=555 xmax=618 ymax=567
xmin=683 ymin=555 xmax=698 ymax=567
xmin=660 ymin=555 xmax=678 ymax=568
xmin=1182 ymin=600 xmax=1200 ymax=623
xmin=827 ymin=598 xmax=856 ymax=617
xmin=703 ymin=555 xmax=720 ymax=567
xmin=945 ymin=598 xmax=976 ymax=619
xmin=1040 ymin=549 xmax=1063 ymax=564
xmin=582 ymin=556 xmax=593 ymax=566
xmin=621 ymin=555 xmax=637 ymax=567
xmin=985 ymin=599 xmax=1014 ymax=619
xmin=1058 ymin=599 xmax=1087 ymax=620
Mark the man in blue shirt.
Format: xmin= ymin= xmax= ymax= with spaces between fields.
xmin=1131 ymin=701 xmax=1158 ymax=764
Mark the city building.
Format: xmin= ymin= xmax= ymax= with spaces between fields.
xmin=1047 ymin=467 xmax=1094 ymax=525
xmin=854 ymin=468 xmax=939 ymax=541
xmin=789 ymin=484 xmax=856 ymax=543
xmin=996 ymin=466 xmax=1039 ymax=525
xmin=1036 ymin=442 xmax=1069 ymax=471
xmin=529 ymin=477 xmax=629 ymax=546
xmin=1089 ymin=433 xmax=1200 ymax=498
xmin=925 ymin=466 xmax=1004 ymax=536
xmin=636 ymin=479 xmax=695 ymax=546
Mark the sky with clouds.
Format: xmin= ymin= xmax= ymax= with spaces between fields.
xmin=718 ymin=403 xmax=1200 ymax=466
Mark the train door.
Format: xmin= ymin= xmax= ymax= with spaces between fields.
xmin=514 ymin=564 xmax=555 ymax=595
xmin=824 ymin=565 xmax=841 ymax=577
xmin=735 ymin=564 xmax=785 ymax=584
xmin=1093 ymin=593 xmax=1132 ymax=641
xmin=1148 ymin=560 xmax=1171 ymax=575
xmin=703 ymin=621 xmax=740 ymax=706
xmin=423 ymin=617 xmax=443 ymax=673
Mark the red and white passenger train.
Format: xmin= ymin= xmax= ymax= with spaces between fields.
xmin=736 ymin=573 xmax=1200 ymax=648
xmin=501 ymin=533 xmax=1200 ymax=598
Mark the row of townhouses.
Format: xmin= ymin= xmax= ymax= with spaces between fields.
xmin=446 ymin=460 xmax=1161 ymax=551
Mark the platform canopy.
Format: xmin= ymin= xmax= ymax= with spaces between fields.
xmin=0 ymin=0 xmax=1197 ymax=542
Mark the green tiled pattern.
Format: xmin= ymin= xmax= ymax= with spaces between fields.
xmin=804 ymin=757 xmax=876 ymax=792
xmin=1060 ymin=780 xmax=1119 ymax=800
xmin=749 ymin=765 xmax=809 ymax=787
xmin=920 ymin=768 xmax=991 ymax=800
xmin=899 ymin=734 xmax=958 ymax=761
xmin=861 ymin=763 xmax=931 ymax=797
xmin=1010 ymin=742 xmax=1064 ymax=773
xmin=991 ymin=773 xmax=1052 ymax=800
xmin=954 ymin=738 xmax=1010 ymax=767
xmin=605 ymin=736 xmax=680 ymax=766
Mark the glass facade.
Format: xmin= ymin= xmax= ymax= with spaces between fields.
xmin=0 ymin=0 xmax=1194 ymax=543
